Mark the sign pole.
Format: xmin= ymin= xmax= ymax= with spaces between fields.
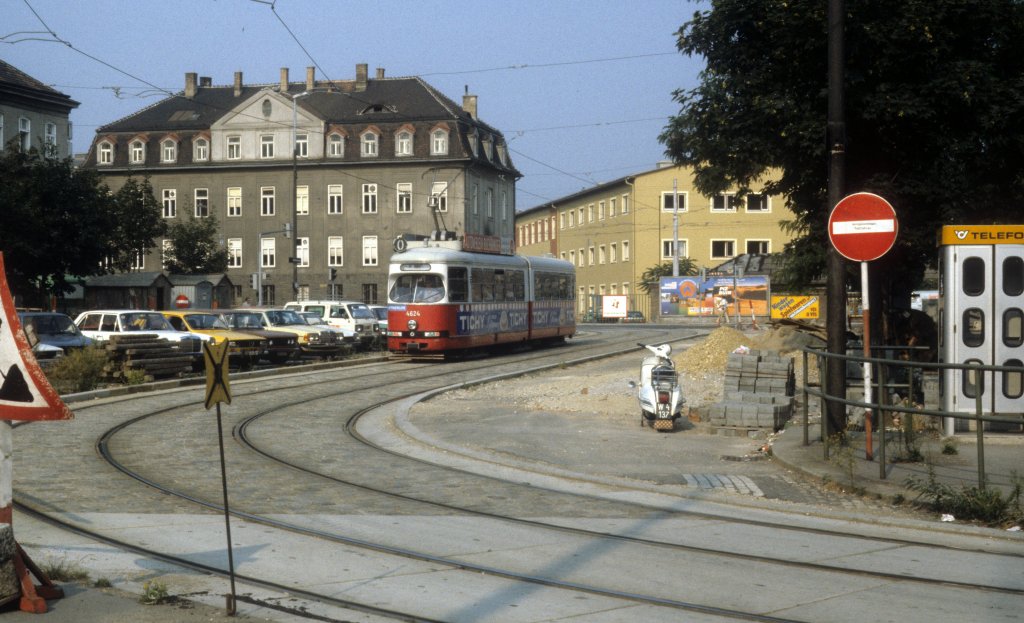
xmin=215 ymin=403 xmax=237 ymax=615
xmin=861 ymin=261 xmax=873 ymax=460
xmin=203 ymin=341 xmax=235 ymax=615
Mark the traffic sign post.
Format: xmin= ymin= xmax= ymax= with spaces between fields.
xmin=829 ymin=192 xmax=898 ymax=462
xmin=202 ymin=341 xmax=237 ymax=615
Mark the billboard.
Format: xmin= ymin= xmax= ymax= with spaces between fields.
xmin=660 ymin=276 xmax=769 ymax=317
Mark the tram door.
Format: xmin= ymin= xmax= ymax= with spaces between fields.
xmin=939 ymin=225 xmax=1024 ymax=432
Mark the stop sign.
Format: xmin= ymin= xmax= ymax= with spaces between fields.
xmin=174 ymin=294 xmax=190 ymax=309
xmin=828 ymin=192 xmax=898 ymax=261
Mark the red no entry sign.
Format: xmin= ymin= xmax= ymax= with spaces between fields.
xmin=828 ymin=192 xmax=898 ymax=261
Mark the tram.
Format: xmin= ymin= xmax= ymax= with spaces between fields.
xmin=386 ymin=234 xmax=576 ymax=355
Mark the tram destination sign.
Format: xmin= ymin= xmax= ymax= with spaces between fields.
xmin=828 ymin=192 xmax=899 ymax=262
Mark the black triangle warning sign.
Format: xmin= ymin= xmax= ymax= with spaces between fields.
xmin=0 ymin=253 xmax=72 ymax=421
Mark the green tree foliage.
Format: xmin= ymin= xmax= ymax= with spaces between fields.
xmin=162 ymin=214 xmax=229 ymax=274
xmin=639 ymin=259 xmax=699 ymax=293
xmin=0 ymin=148 xmax=165 ymax=305
xmin=108 ymin=177 xmax=167 ymax=273
xmin=660 ymin=0 xmax=1024 ymax=293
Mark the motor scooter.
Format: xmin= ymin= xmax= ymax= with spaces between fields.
xmin=635 ymin=343 xmax=684 ymax=431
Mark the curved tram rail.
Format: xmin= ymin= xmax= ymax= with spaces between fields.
xmin=14 ymin=329 xmax=1024 ymax=622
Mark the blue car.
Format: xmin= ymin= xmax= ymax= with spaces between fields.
xmin=18 ymin=312 xmax=95 ymax=364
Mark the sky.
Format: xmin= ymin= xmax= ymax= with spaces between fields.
xmin=3 ymin=0 xmax=708 ymax=211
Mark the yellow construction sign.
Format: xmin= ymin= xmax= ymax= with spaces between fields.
xmin=203 ymin=341 xmax=231 ymax=410
xmin=770 ymin=295 xmax=820 ymax=320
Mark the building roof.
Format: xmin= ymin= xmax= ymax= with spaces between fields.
xmin=0 ymin=59 xmax=79 ymax=112
xmin=166 ymin=273 xmax=232 ymax=287
xmin=82 ymin=272 xmax=171 ymax=288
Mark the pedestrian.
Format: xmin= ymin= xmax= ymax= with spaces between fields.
xmin=715 ymin=294 xmax=730 ymax=326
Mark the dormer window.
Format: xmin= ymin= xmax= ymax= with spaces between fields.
xmin=431 ymin=128 xmax=448 ymax=155
xmin=130 ymin=140 xmax=146 ymax=164
xmin=161 ymin=139 xmax=177 ymax=163
xmin=468 ymin=132 xmax=479 ymax=156
xmin=497 ymin=144 xmax=508 ymax=166
xmin=193 ymin=137 xmax=209 ymax=161
xmin=328 ymin=133 xmax=345 ymax=157
xmin=482 ymin=137 xmax=493 ymax=160
xmin=361 ymin=130 xmax=378 ymax=157
xmin=395 ymin=129 xmax=413 ymax=156
xmin=98 ymin=141 xmax=114 ymax=165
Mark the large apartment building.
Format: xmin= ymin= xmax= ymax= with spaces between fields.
xmin=0 ymin=60 xmax=78 ymax=158
xmin=83 ymin=64 xmax=518 ymax=305
xmin=516 ymin=162 xmax=795 ymax=318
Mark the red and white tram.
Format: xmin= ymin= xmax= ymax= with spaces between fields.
xmin=387 ymin=237 xmax=575 ymax=355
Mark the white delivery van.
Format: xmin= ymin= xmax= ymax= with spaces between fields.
xmin=284 ymin=300 xmax=380 ymax=349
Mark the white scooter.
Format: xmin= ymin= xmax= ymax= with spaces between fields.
xmin=635 ymin=343 xmax=684 ymax=431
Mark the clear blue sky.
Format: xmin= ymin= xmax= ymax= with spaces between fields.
xmin=4 ymin=0 xmax=707 ymax=210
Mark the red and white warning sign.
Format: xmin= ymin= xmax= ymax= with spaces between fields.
xmin=828 ymin=192 xmax=899 ymax=262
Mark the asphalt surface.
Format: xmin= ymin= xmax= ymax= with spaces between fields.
xmin=4 ymin=349 xmax=1022 ymax=621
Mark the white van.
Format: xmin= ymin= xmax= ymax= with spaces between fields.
xmin=284 ymin=300 xmax=379 ymax=349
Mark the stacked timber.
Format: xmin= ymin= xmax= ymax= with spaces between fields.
xmin=103 ymin=334 xmax=194 ymax=381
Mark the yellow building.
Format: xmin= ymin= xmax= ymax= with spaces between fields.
xmin=516 ymin=162 xmax=795 ymax=319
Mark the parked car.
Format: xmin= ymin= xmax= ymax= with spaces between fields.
xmin=18 ymin=312 xmax=94 ymax=365
xmin=218 ymin=309 xmax=344 ymax=359
xmin=621 ymin=311 xmax=646 ymax=323
xmin=367 ymin=305 xmax=389 ymax=334
xmin=161 ymin=310 xmax=266 ymax=369
xmin=74 ymin=309 xmax=209 ymax=364
xmin=283 ymin=300 xmax=379 ymax=349
xmin=215 ymin=310 xmax=301 ymax=364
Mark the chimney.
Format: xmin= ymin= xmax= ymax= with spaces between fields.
xmin=376 ymin=67 xmax=385 ymax=79
xmin=356 ymin=63 xmax=368 ymax=91
xmin=199 ymin=76 xmax=212 ymax=88
xmin=280 ymin=67 xmax=289 ymax=92
xmin=234 ymin=71 xmax=243 ymax=97
xmin=463 ymin=88 xmax=478 ymax=120
xmin=306 ymin=66 xmax=315 ymax=91
xmin=185 ymin=72 xmax=197 ymax=99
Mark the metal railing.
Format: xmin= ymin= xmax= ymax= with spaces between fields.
xmin=800 ymin=347 xmax=1023 ymax=489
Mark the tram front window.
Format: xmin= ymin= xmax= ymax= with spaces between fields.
xmin=391 ymin=274 xmax=446 ymax=303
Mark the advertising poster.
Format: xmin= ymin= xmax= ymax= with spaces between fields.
xmin=770 ymin=295 xmax=820 ymax=320
xmin=660 ymin=276 xmax=769 ymax=317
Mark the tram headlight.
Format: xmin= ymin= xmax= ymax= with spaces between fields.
xmin=407 ymin=319 xmax=418 ymax=331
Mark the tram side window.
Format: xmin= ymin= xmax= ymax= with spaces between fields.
xmin=508 ymin=270 xmax=525 ymax=301
xmin=1004 ymin=359 xmax=1024 ymax=399
xmin=962 ymin=257 xmax=986 ymax=296
xmin=1004 ymin=257 xmax=1023 ymax=296
xmin=963 ymin=308 xmax=985 ymax=347
xmin=1004 ymin=309 xmax=1023 ymax=347
xmin=962 ymin=358 xmax=984 ymax=399
xmin=448 ymin=267 xmax=468 ymax=302
xmin=471 ymin=268 xmax=494 ymax=302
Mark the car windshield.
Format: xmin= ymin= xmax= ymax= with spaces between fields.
xmin=299 ymin=312 xmax=322 ymax=325
xmin=349 ymin=304 xmax=375 ymax=319
xmin=265 ymin=310 xmax=305 ymax=326
xmin=224 ymin=312 xmax=265 ymax=329
xmin=185 ymin=314 xmax=229 ymax=330
xmin=371 ymin=308 xmax=387 ymax=320
xmin=390 ymin=274 xmax=445 ymax=303
xmin=23 ymin=314 xmax=79 ymax=335
xmin=120 ymin=312 xmax=172 ymax=331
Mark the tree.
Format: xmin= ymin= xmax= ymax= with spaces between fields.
xmin=108 ymin=177 xmax=168 ymax=273
xmin=659 ymin=0 xmax=1024 ymax=294
xmin=0 ymin=149 xmax=164 ymax=306
xmin=639 ymin=259 xmax=699 ymax=294
xmin=163 ymin=214 xmax=229 ymax=274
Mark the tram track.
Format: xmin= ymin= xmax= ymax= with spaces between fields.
xmin=13 ymin=328 xmax=1024 ymax=622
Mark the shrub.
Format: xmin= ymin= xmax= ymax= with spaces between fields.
xmin=39 ymin=555 xmax=89 ymax=582
xmin=139 ymin=580 xmax=169 ymax=605
xmin=44 ymin=346 xmax=109 ymax=394
xmin=906 ymin=468 xmax=1024 ymax=526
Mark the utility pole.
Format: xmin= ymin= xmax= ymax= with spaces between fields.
xmin=672 ymin=179 xmax=680 ymax=277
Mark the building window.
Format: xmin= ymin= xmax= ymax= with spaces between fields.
xmin=161 ymin=139 xmax=176 ymax=163
xmin=661 ymin=191 xmax=687 ymax=211
xmin=261 ymin=187 xmax=275 ymax=216
xmin=260 ymin=135 xmax=274 ymax=159
xmin=430 ymin=182 xmax=448 ymax=212
xmin=227 ymin=136 xmax=241 ymax=160
xmin=622 ymin=194 xmax=630 ymax=214
xmin=472 ymin=184 xmax=479 ymax=215
xmin=588 ymin=204 xmax=595 ymax=222
xmin=362 ymin=236 xmax=378 ymax=266
xmin=161 ymin=240 xmax=172 ymax=269
xmin=296 ymin=185 xmax=309 ymax=216
xmin=297 ymin=237 xmax=309 ymax=267
xmin=622 ymin=240 xmax=630 ymax=261
xmin=711 ymin=239 xmax=736 ymax=259
xmin=0 ymin=114 xmax=4 ymax=147
xmin=577 ymin=249 xmax=584 ymax=267
xmin=362 ymin=283 xmax=379 ymax=305
xmin=501 ymin=191 xmax=509 ymax=221
xmin=485 ymin=189 xmax=494 ymax=219
xmin=295 ymin=133 xmax=308 ymax=158
xmin=361 ymin=131 xmax=378 ymax=157
xmin=194 ymin=188 xmax=209 ymax=217
xmin=711 ymin=193 xmax=737 ymax=212
xmin=599 ymin=245 xmax=606 ymax=264
xmin=610 ymin=243 xmax=617 ymax=263
xmin=746 ymin=193 xmax=770 ymax=212
xmin=18 ymin=118 xmax=30 ymax=151
xmin=261 ymin=238 xmax=276 ymax=268
xmin=227 ymin=187 xmax=242 ymax=217
xmin=328 ymin=184 xmax=343 ymax=214
xmin=662 ymin=239 xmax=687 ymax=259
xmin=328 ymin=133 xmax=345 ymax=157
xmin=44 ymin=123 xmax=56 ymax=148
xmin=746 ymin=239 xmax=771 ymax=254
xmin=227 ymin=238 xmax=243 ymax=268
xmin=609 ymin=197 xmax=616 ymax=216
xmin=395 ymin=130 xmax=413 ymax=156
xmin=568 ymin=211 xmax=575 ymax=227
xmin=588 ymin=247 xmax=595 ymax=266
xmin=362 ymin=183 xmax=378 ymax=213
xmin=130 ymin=248 xmax=145 ymax=270
xmin=162 ymin=189 xmax=176 ymax=218
xmin=328 ymin=236 xmax=344 ymax=266
xmin=130 ymin=140 xmax=145 ymax=164
xmin=431 ymin=129 xmax=448 ymax=155
xmin=194 ymin=138 xmax=209 ymax=161
xmin=396 ymin=183 xmax=412 ymax=213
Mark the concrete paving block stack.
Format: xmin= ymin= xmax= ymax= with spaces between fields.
xmin=709 ymin=349 xmax=795 ymax=432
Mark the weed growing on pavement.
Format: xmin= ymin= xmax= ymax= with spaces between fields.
xmin=905 ymin=468 xmax=1024 ymax=526
xmin=941 ymin=436 xmax=959 ymax=455
xmin=94 ymin=578 xmax=112 ymax=588
xmin=827 ymin=433 xmax=858 ymax=491
xmin=44 ymin=346 xmax=109 ymax=393
xmin=121 ymin=368 xmax=149 ymax=385
xmin=39 ymin=555 xmax=89 ymax=582
xmin=140 ymin=580 xmax=170 ymax=605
